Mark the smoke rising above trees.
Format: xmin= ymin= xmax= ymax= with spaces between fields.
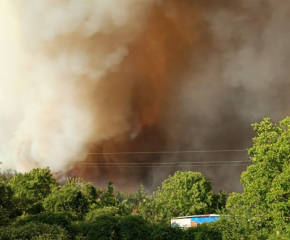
xmin=1 ymin=0 xmax=290 ymax=192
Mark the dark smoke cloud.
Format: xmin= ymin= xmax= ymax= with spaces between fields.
xmin=1 ymin=0 xmax=289 ymax=192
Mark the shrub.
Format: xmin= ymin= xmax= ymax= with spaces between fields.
xmin=80 ymin=214 xmax=120 ymax=240
xmin=85 ymin=206 xmax=119 ymax=221
xmin=14 ymin=212 xmax=76 ymax=235
xmin=0 ymin=222 xmax=69 ymax=239
xmin=182 ymin=223 xmax=222 ymax=240
xmin=43 ymin=186 xmax=89 ymax=219
xmin=150 ymin=224 xmax=183 ymax=240
xmin=119 ymin=215 xmax=150 ymax=240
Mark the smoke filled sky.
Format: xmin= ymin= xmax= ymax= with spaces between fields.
xmin=1 ymin=0 xmax=290 ymax=192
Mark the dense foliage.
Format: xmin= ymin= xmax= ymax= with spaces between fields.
xmin=155 ymin=171 xmax=223 ymax=218
xmin=1 ymin=116 xmax=290 ymax=239
xmin=226 ymin=117 xmax=290 ymax=239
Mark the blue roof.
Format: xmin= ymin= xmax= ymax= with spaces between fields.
xmin=190 ymin=216 xmax=220 ymax=223
xmin=171 ymin=214 xmax=220 ymax=220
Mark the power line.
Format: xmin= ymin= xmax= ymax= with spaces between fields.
xmin=71 ymin=160 xmax=250 ymax=165
xmin=69 ymin=164 xmax=251 ymax=168
xmin=80 ymin=149 xmax=248 ymax=155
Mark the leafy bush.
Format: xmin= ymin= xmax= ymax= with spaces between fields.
xmin=0 ymin=222 xmax=69 ymax=239
xmin=8 ymin=168 xmax=58 ymax=215
xmin=0 ymin=182 xmax=13 ymax=210
xmin=0 ymin=182 xmax=16 ymax=222
xmin=0 ymin=206 xmax=10 ymax=227
xmin=85 ymin=206 xmax=119 ymax=221
xmin=43 ymin=185 xmax=89 ymax=219
xmin=0 ymin=170 xmax=14 ymax=182
xmin=182 ymin=223 xmax=222 ymax=240
xmin=80 ymin=214 xmax=150 ymax=240
xmin=150 ymin=224 xmax=183 ymax=240
xmin=14 ymin=212 xmax=76 ymax=234
xmin=118 ymin=215 xmax=150 ymax=240
xmin=155 ymin=171 xmax=218 ymax=219
xmin=79 ymin=214 xmax=120 ymax=240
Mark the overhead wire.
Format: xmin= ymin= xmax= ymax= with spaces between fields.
xmin=74 ymin=164 xmax=251 ymax=168
xmin=79 ymin=149 xmax=248 ymax=155
xmin=56 ymin=149 xmax=251 ymax=167
xmin=50 ymin=163 xmax=251 ymax=167
xmin=65 ymin=159 xmax=252 ymax=168
xmin=71 ymin=160 xmax=250 ymax=165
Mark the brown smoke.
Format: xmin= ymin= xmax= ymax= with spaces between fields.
xmin=1 ymin=0 xmax=290 ymax=192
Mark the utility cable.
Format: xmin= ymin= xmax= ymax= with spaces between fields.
xmin=80 ymin=149 xmax=248 ymax=155
xmin=70 ymin=164 xmax=251 ymax=168
xmin=71 ymin=160 xmax=250 ymax=165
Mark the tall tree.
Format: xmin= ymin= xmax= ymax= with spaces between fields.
xmin=227 ymin=117 xmax=290 ymax=237
xmin=155 ymin=171 xmax=221 ymax=219
xmin=43 ymin=178 xmax=95 ymax=218
xmin=8 ymin=167 xmax=58 ymax=214
xmin=101 ymin=181 xmax=119 ymax=207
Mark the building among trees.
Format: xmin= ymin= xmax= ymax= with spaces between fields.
xmin=171 ymin=214 xmax=220 ymax=228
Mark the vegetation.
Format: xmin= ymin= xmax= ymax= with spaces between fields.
xmin=226 ymin=116 xmax=290 ymax=239
xmin=1 ymin=116 xmax=290 ymax=239
xmin=155 ymin=171 xmax=222 ymax=218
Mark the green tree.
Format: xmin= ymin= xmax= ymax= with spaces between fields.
xmin=8 ymin=168 xmax=58 ymax=214
xmin=138 ymin=192 xmax=163 ymax=223
xmin=118 ymin=184 xmax=149 ymax=215
xmin=227 ymin=117 xmax=290 ymax=237
xmin=100 ymin=181 xmax=119 ymax=207
xmin=213 ymin=190 xmax=227 ymax=212
xmin=155 ymin=171 xmax=219 ymax=219
xmin=0 ymin=182 xmax=14 ymax=225
xmin=0 ymin=169 xmax=14 ymax=182
xmin=43 ymin=178 xmax=92 ymax=219
xmin=0 ymin=182 xmax=13 ymax=211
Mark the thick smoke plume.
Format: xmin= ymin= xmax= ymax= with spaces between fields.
xmin=1 ymin=0 xmax=290 ymax=192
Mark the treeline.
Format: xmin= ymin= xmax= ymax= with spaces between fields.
xmin=1 ymin=116 xmax=290 ymax=239
xmin=0 ymin=168 xmax=224 ymax=239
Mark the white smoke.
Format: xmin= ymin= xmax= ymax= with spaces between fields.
xmin=0 ymin=0 xmax=156 ymax=171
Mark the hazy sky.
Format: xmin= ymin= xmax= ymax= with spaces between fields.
xmin=1 ymin=0 xmax=290 ymax=192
